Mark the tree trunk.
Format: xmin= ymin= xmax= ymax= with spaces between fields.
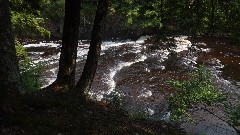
xmin=74 ymin=0 xmax=109 ymax=101
xmin=0 ymin=0 xmax=21 ymax=115
xmin=45 ymin=0 xmax=81 ymax=92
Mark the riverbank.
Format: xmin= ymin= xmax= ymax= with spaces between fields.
xmin=0 ymin=95 xmax=185 ymax=135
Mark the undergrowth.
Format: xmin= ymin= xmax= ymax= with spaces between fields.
xmin=15 ymin=40 xmax=44 ymax=93
xmin=167 ymin=65 xmax=225 ymax=121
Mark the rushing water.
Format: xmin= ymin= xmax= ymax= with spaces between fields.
xmin=24 ymin=36 xmax=240 ymax=135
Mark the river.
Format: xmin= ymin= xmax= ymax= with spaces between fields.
xmin=24 ymin=35 xmax=240 ymax=135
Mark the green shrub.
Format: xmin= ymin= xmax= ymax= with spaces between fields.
xmin=107 ymin=90 xmax=125 ymax=108
xmin=11 ymin=11 xmax=50 ymax=38
xmin=167 ymin=65 xmax=225 ymax=121
xmin=16 ymin=40 xmax=44 ymax=93
xmin=10 ymin=0 xmax=50 ymax=38
xmin=225 ymin=98 xmax=240 ymax=126
xmin=131 ymin=109 xmax=148 ymax=120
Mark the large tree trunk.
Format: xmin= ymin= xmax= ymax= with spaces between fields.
xmin=0 ymin=0 xmax=21 ymax=115
xmin=45 ymin=0 xmax=81 ymax=92
xmin=74 ymin=0 xmax=109 ymax=101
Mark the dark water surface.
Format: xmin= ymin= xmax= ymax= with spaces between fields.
xmin=193 ymin=37 xmax=240 ymax=82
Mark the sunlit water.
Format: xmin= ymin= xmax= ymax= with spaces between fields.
xmin=24 ymin=36 xmax=240 ymax=135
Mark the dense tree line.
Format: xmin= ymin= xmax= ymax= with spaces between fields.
xmin=35 ymin=0 xmax=240 ymax=39
xmin=119 ymin=0 xmax=240 ymax=38
xmin=6 ymin=0 xmax=240 ymax=39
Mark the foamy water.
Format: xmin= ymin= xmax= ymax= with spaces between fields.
xmin=107 ymin=55 xmax=147 ymax=95
xmin=24 ymin=42 xmax=60 ymax=48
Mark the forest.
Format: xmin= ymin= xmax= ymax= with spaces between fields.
xmin=1 ymin=0 xmax=240 ymax=134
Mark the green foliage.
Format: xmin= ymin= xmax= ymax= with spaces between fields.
xmin=20 ymin=62 xmax=44 ymax=93
xmin=114 ymin=0 xmax=240 ymax=38
xmin=15 ymin=40 xmax=31 ymax=62
xmin=131 ymin=109 xmax=149 ymax=120
xmin=40 ymin=0 xmax=65 ymax=24
xmin=12 ymin=0 xmax=240 ymax=38
xmin=11 ymin=11 xmax=50 ymax=38
xmin=9 ymin=0 xmax=40 ymax=15
xmin=81 ymin=1 xmax=97 ymax=16
xmin=15 ymin=40 xmax=44 ymax=93
xmin=119 ymin=0 xmax=163 ymax=28
xmin=40 ymin=0 xmax=97 ymax=35
xmin=107 ymin=90 xmax=125 ymax=108
xmin=225 ymin=98 xmax=240 ymax=126
xmin=167 ymin=65 xmax=225 ymax=121
xmin=40 ymin=0 xmax=97 ymax=23
xmin=10 ymin=0 xmax=50 ymax=38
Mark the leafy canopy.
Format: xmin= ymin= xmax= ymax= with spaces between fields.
xmin=10 ymin=0 xmax=50 ymax=38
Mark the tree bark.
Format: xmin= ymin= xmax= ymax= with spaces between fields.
xmin=0 ymin=0 xmax=21 ymax=115
xmin=74 ymin=0 xmax=109 ymax=101
xmin=45 ymin=0 xmax=81 ymax=92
